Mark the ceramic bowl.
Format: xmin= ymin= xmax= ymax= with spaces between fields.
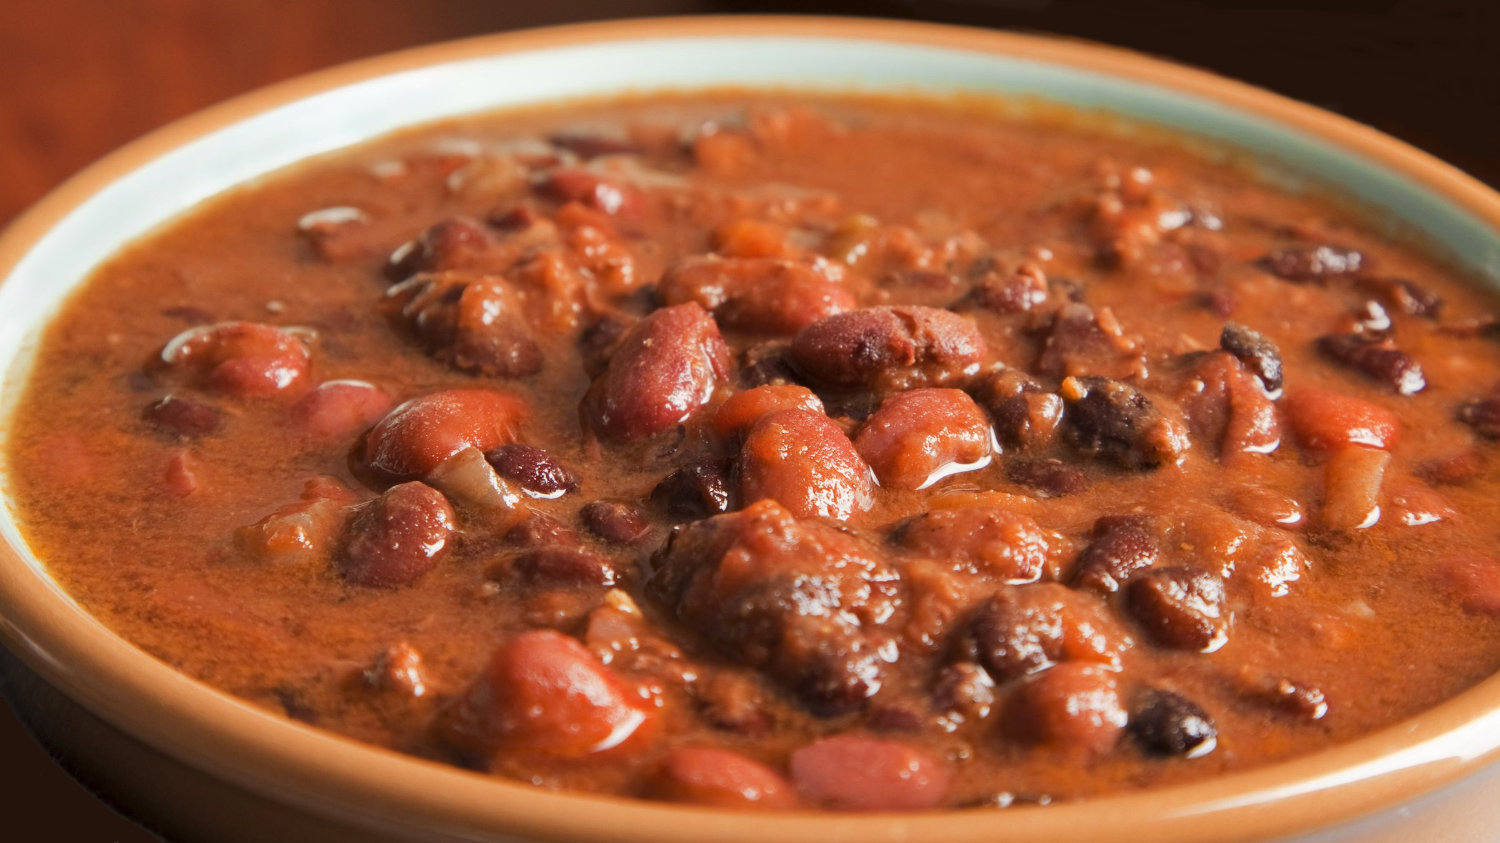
xmin=3 ymin=16 xmax=1500 ymax=843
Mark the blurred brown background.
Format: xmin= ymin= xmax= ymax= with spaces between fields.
xmin=1 ymin=0 xmax=1495 ymax=839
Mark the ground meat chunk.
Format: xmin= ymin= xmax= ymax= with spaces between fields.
xmin=582 ymin=303 xmax=731 ymax=442
xmin=1005 ymin=458 xmax=1089 ymax=497
xmin=895 ymin=505 xmax=1055 ymax=584
xmin=1035 ymin=302 xmax=1143 ymax=380
xmin=384 ymin=271 xmax=541 ymax=377
xmin=968 ymin=369 xmax=1064 ymax=451
xmin=648 ymin=500 xmax=902 ymax=715
xmin=790 ymin=305 xmax=985 ymax=391
xmin=658 ymin=255 xmax=855 ymax=334
xmin=1060 ymin=376 xmax=1189 ymax=469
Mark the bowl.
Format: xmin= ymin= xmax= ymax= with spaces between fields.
xmin=3 ymin=16 xmax=1500 ymax=843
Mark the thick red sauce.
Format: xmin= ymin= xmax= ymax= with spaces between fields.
xmin=8 ymin=94 xmax=1500 ymax=809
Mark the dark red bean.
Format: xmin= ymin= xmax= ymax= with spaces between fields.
xmin=504 ymin=511 xmax=582 ymax=549
xmin=652 ymin=747 xmax=798 ymax=809
xmin=1005 ymin=458 xmax=1089 ymax=497
xmin=1219 ymin=322 xmax=1283 ymax=393
xmin=578 ymin=312 xmax=633 ymax=377
xmin=739 ymin=409 xmax=874 ymax=521
xmin=536 ymin=167 xmax=643 ymax=216
xmin=548 ymin=131 xmax=643 ymax=159
xmin=1035 ymin=302 xmax=1141 ymax=379
xmin=435 ymin=630 xmax=651 ymax=760
xmin=932 ymin=662 xmax=996 ymax=721
xmin=363 ymin=389 xmax=523 ymax=480
xmin=659 ymin=255 xmax=855 ymax=335
xmin=1178 ymin=351 xmax=1281 ymax=458
xmin=651 ymin=460 xmax=733 ymax=519
xmin=854 ymin=389 xmax=993 ymax=490
xmin=789 ymin=736 xmax=950 ymax=811
xmin=1004 ymin=663 xmax=1127 ymax=753
xmin=957 ymin=261 xmax=1049 ymax=314
xmin=580 ymin=500 xmax=651 ymax=546
xmin=1129 ymin=689 xmax=1218 ymax=758
xmin=511 ymin=547 xmax=618 ymax=588
xmin=965 ymin=583 xmax=1129 ymax=683
xmin=339 ymin=482 xmax=456 ymax=588
xmin=1459 ymin=395 xmax=1500 ymax=438
xmin=158 ymin=321 xmax=312 ymax=398
xmin=1317 ymin=333 xmax=1426 ymax=395
xmin=385 ymin=272 xmax=541 ymax=377
xmin=385 ymin=215 xmax=500 ymax=281
xmin=1250 ymin=677 xmax=1329 ymax=721
xmin=1127 ymin=567 xmax=1229 ymax=652
xmin=790 ymin=305 xmax=985 ymax=391
xmin=1061 ymin=376 xmax=1190 ymax=469
xmin=968 ymin=369 xmax=1064 ymax=451
xmin=1071 ymin=515 xmax=1161 ymax=594
xmin=143 ymin=395 xmax=223 ymax=438
xmin=290 ymin=380 xmax=393 ymax=441
xmin=583 ymin=303 xmax=731 ymax=442
xmin=1360 ymin=276 xmax=1443 ymax=317
xmin=1260 ymin=244 xmax=1366 ymax=282
xmin=484 ymin=443 xmax=576 ymax=498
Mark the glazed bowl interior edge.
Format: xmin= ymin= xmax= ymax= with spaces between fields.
xmin=2 ymin=16 xmax=1500 ymax=843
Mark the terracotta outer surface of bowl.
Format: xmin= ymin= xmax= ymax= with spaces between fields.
xmin=3 ymin=16 xmax=1500 ymax=843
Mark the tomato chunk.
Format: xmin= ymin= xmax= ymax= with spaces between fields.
xmin=1283 ymin=386 xmax=1398 ymax=452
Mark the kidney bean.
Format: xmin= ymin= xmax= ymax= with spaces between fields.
xmin=1418 ymin=449 xmax=1486 ymax=485
xmin=158 ymin=321 xmax=312 ymax=398
xmin=1317 ymin=333 xmax=1426 ymax=395
xmin=659 ymin=255 xmax=855 ymax=334
xmin=1005 ymin=458 xmax=1089 ymax=497
xmin=385 ymin=215 xmax=500 ymax=281
xmin=580 ymin=500 xmax=651 ymax=546
xmin=436 ymin=630 xmax=650 ymax=760
xmin=965 ymin=583 xmax=1130 ymax=683
xmin=968 ymin=369 xmax=1064 ymax=451
xmin=652 ymin=747 xmax=798 ymax=809
xmin=1060 ymin=376 xmax=1190 ymax=469
xmin=143 ymin=394 xmax=223 ymax=438
xmin=290 ymin=380 xmax=393 ymax=441
xmin=932 ymin=662 xmax=996 ymax=721
xmin=789 ymin=736 xmax=950 ymax=811
xmin=897 ymin=505 xmax=1053 ymax=584
xmin=548 ymin=131 xmax=643 ymax=159
xmin=483 ymin=443 xmax=577 ymax=498
xmin=1249 ymin=676 xmax=1329 ymax=721
xmin=1458 ymin=392 xmax=1500 ymax=438
xmin=504 ymin=511 xmax=582 ymax=549
xmin=712 ymin=384 xmax=825 ymax=437
xmin=1004 ymin=663 xmax=1127 ymax=753
xmin=385 ymin=273 xmax=541 ymax=378
xmin=511 ymin=547 xmax=618 ymax=588
xmin=339 ymin=482 xmax=456 ymax=588
xmin=649 ymin=499 xmax=900 ymax=714
xmin=363 ymin=389 xmax=523 ymax=480
xmin=1129 ymin=689 xmax=1217 ymax=758
xmin=1220 ymin=322 xmax=1283 ymax=393
xmin=536 ymin=167 xmax=643 ymax=216
xmin=1360 ymin=276 xmax=1443 ymax=317
xmin=583 ymin=303 xmax=731 ymax=442
xmin=791 ymin=306 xmax=985 ymax=391
xmin=1282 ymin=386 xmax=1399 ymax=452
xmin=1178 ymin=352 xmax=1281 ymax=458
xmin=651 ymin=460 xmax=733 ymax=519
xmin=1071 ymin=515 xmax=1162 ymax=594
xmin=1229 ymin=485 xmax=1304 ymax=529
xmin=739 ymin=408 xmax=874 ymax=521
xmin=957 ymin=261 xmax=1049 ymax=314
xmin=1259 ymin=244 xmax=1366 ymax=282
xmin=1320 ymin=445 xmax=1391 ymax=530
xmin=854 ymin=389 xmax=993 ymax=490
xmin=1127 ymin=567 xmax=1229 ymax=652
xmin=1035 ymin=303 xmax=1142 ymax=380
xmin=1437 ymin=556 xmax=1500 ymax=614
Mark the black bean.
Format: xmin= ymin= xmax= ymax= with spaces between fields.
xmin=1260 ymin=244 xmax=1366 ymax=282
xmin=1071 ymin=515 xmax=1161 ymax=594
xmin=1317 ymin=333 xmax=1426 ymax=395
xmin=1127 ymin=567 xmax=1228 ymax=651
xmin=1459 ymin=396 xmax=1500 ymax=438
xmin=1062 ymin=376 xmax=1189 ymax=469
xmin=1130 ymin=689 xmax=1218 ymax=758
xmin=651 ymin=460 xmax=732 ymax=519
xmin=581 ymin=499 xmax=651 ymax=546
xmin=1005 ymin=458 xmax=1089 ymax=497
xmin=1219 ymin=323 xmax=1283 ymax=392
xmin=485 ymin=443 xmax=578 ymax=497
xmin=143 ymin=395 xmax=223 ymax=438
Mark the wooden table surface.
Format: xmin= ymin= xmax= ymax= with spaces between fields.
xmin=1 ymin=1 xmax=1495 ymax=839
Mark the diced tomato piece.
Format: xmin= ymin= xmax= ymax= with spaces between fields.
xmin=1283 ymin=386 xmax=1399 ymax=452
